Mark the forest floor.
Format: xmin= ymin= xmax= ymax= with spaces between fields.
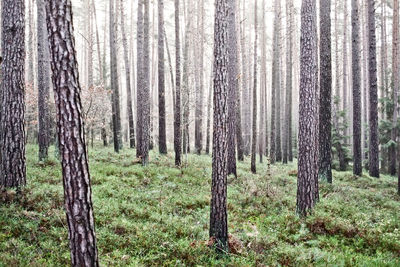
xmin=0 ymin=144 xmax=400 ymax=266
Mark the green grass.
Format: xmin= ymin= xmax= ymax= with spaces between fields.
xmin=1 ymin=144 xmax=399 ymax=266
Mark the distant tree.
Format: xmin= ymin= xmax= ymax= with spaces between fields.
xmin=352 ymin=0 xmax=362 ymax=176
xmin=45 ymin=0 xmax=98 ymax=264
xmin=109 ymin=0 xmax=122 ymax=153
xmin=297 ymin=0 xmax=319 ymax=216
xmin=120 ymin=0 xmax=135 ymax=149
xmin=368 ymin=0 xmax=379 ymax=178
xmin=227 ymin=0 xmax=238 ymax=176
xmin=174 ymin=0 xmax=182 ymax=166
xmin=318 ymin=0 xmax=332 ymax=182
xmin=210 ymin=0 xmax=229 ymax=251
xmin=37 ymin=0 xmax=51 ymax=162
xmin=0 ymin=0 xmax=26 ymax=188
xmin=251 ymin=0 xmax=258 ymax=174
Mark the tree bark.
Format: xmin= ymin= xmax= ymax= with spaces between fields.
xmin=368 ymin=0 xmax=380 ymax=178
xmin=210 ymin=0 xmax=229 ymax=251
xmin=297 ymin=0 xmax=319 ymax=217
xmin=0 ymin=0 xmax=26 ymax=189
xmin=45 ymin=0 xmax=99 ymax=265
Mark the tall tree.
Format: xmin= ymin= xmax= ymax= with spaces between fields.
xmin=0 ymin=0 xmax=26 ymax=188
xmin=195 ymin=0 xmax=205 ymax=155
xmin=210 ymin=0 xmax=229 ymax=251
xmin=352 ymin=0 xmax=362 ymax=176
xmin=275 ymin=0 xmax=282 ymax=162
xmin=120 ymin=0 xmax=135 ymax=149
xmin=206 ymin=74 xmax=212 ymax=155
xmin=141 ymin=0 xmax=150 ymax=165
xmin=37 ymin=0 xmax=51 ymax=162
xmin=259 ymin=0 xmax=266 ymax=164
xmin=227 ymin=0 xmax=238 ymax=176
xmin=390 ymin=0 xmax=399 ymax=176
xmin=109 ymin=0 xmax=122 ymax=153
xmin=297 ymin=0 xmax=319 ymax=216
xmin=174 ymin=0 xmax=182 ymax=166
xmin=368 ymin=0 xmax=379 ymax=178
xmin=158 ymin=0 xmax=167 ymax=154
xmin=319 ymin=0 xmax=332 ymax=182
xmin=251 ymin=0 xmax=258 ymax=174
xmin=45 ymin=0 xmax=98 ymax=265
xmin=136 ymin=0 xmax=144 ymax=158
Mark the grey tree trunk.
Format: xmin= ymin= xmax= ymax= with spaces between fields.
xmin=318 ymin=0 xmax=332 ymax=182
xmin=250 ymin=0 xmax=258 ymax=174
xmin=206 ymin=74 xmax=212 ymax=155
xmin=120 ymin=0 xmax=135 ymax=149
xmin=45 ymin=0 xmax=98 ymax=265
xmin=368 ymin=0 xmax=380 ymax=178
xmin=158 ymin=0 xmax=167 ymax=154
xmin=297 ymin=0 xmax=319 ymax=217
xmin=110 ymin=0 xmax=122 ymax=153
xmin=37 ymin=0 xmax=51 ymax=162
xmin=227 ymin=0 xmax=238 ymax=176
xmin=352 ymin=0 xmax=362 ymax=176
xmin=210 ymin=0 xmax=229 ymax=251
xmin=174 ymin=0 xmax=182 ymax=166
xmin=0 ymin=0 xmax=26 ymax=189
xmin=259 ymin=0 xmax=266 ymax=164
xmin=136 ymin=0 xmax=144 ymax=158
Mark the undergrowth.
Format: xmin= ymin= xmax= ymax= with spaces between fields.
xmin=0 ymin=144 xmax=399 ymax=266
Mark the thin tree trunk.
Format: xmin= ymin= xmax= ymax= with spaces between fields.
xmin=158 ymin=0 xmax=167 ymax=154
xmin=174 ymin=0 xmax=182 ymax=166
xmin=136 ymin=0 xmax=144 ymax=158
xmin=250 ymin=0 xmax=258 ymax=174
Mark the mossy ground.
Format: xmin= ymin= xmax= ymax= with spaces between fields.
xmin=0 ymin=144 xmax=399 ymax=266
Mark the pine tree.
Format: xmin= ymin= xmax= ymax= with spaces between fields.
xmin=174 ymin=0 xmax=182 ymax=166
xmin=251 ymin=0 xmax=258 ymax=174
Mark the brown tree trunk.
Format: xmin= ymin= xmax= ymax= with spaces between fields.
xmin=174 ymin=0 xmax=182 ymax=166
xmin=250 ymin=0 xmax=258 ymax=174
xmin=0 ymin=0 xmax=26 ymax=189
xmin=45 ymin=0 xmax=99 ymax=265
xmin=158 ymin=0 xmax=167 ymax=154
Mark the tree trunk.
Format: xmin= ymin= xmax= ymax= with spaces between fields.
xmin=352 ymin=0 xmax=362 ymax=176
xmin=206 ymin=74 xmax=212 ymax=155
xmin=227 ymin=0 xmax=238 ymax=176
xmin=368 ymin=0 xmax=380 ymax=178
xmin=174 ymin=0 xmax=182 ymax=166
xmin=0 ymin=0 xmax=26 ymax=189
xmin=45 ymin=1 xmax=98 ymax=265
xmin=210 ymin=0 xmax=229 ymax=251
xmin=37 ymin=0 xmax=51 ymax=162
xmin=250 ymin=0 xmax=258 ymax=174
xmin=136 ymin=0 xmax=144 ymax=158
xmin=297 ymin=0 xmax=319 ymax=217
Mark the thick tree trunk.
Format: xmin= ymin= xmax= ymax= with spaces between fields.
xmin=352 ymin=0 xmax=362 ymax=176
xmin=368 ymin=0 xmax=380 ymax=178
xmin=37 ymin=0 xmax=51 ymax=162
xmin=0 ymin=0 xmax=26 ymax=189
xmin=174 ymin=0 xmax=182 ymax=166
xmin=297 ymin=0 xmax=319 ymax=217
xmin=45 ymin=1 xmax=98 ymax=265
xmin=227 ymin=0 xmax=238 ymax=176
xmin=210 ymin=0 xmax=229 ymax=251
xmin=250 ymin=0 xmax=258 ymax=174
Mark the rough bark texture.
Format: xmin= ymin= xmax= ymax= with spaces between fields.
xmin=206 ymin=75 xmax=212 ymax=155
xmin=174 ymin=0 xmax=182 ymax=166
xmin=120 ymin=0 xmax=135 ymax=149
xmin=297 ymin=0 xmax=319 ymax=217
xmin=110 ymin=0 xmax=122 ymax=153
xmin=0 ymin=0 xmax=26 ymax=188
xmin=352 ymin=0 xmax=362 ymax=176
xmin=45 ymin=0 xmax=98 ymax=265
xmin=210 ymin=0 xmax=229 ymax=251
xmin=227 ymin=0 xmax=238 ymax=176
xmin=367 ymin=0 xmax=379 ymax=178
xmin=37 ymin=0 xmax=51 ymax=162
xmin=251 ymin=0 xmax=258 ymax=174
xmin=318 ymin=0 xmax=332 ymax=182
